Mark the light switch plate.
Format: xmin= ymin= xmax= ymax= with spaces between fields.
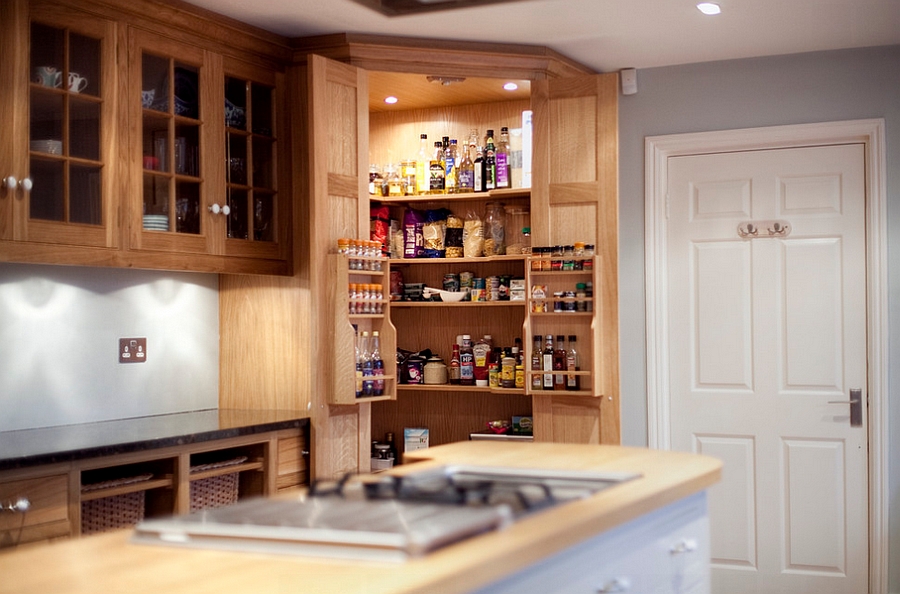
xmin=119 ymin=337 xmax=147 ymax=363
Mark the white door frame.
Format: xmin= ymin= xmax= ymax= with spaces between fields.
xmin=644 ymin=119 xmax=888 ymax=593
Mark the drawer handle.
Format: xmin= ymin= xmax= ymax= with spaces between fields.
xmin=670 ymin=538 xmax=698 ymax=555
xmin=596 ymin=577 xmax=631 ymax=592
xmin=0 ymin=497 xmax=31 ymax=513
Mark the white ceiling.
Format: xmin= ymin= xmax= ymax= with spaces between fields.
xmin=182 ymin=0 xmax=900 ymax=72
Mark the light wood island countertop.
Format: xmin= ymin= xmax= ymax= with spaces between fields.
xmin=0 ymin=442 xmax=721 ymax=594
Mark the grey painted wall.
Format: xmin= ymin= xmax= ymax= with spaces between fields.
xmin=617 ymin=45 xmax=900 ymax=590
xmin=0 ymin=263 xmax=219 ymax=431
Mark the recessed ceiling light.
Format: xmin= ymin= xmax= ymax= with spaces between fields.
xmin=697 ymin=2 xmax=721 ymax=15
xmin=503 ymin=82 xmax=518 ymax=91
xmin=384 ymin=96 xmax=398 ymax=104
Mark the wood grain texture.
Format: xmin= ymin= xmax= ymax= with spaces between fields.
xmin=0 ymin=443 xmax=721 ymax=594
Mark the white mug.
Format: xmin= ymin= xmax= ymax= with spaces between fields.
xmin=68 ymin=72 xmax=88 ymax=93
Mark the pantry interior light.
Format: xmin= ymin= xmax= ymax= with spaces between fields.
xmin=503 ymin=82 xmax=518 ymax=91
xmin=384 ymin=96 xmax=399 ymax=104
xmin=697 ymin=2 xmax=721 ymax=15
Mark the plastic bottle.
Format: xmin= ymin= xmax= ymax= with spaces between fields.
xmin=473 ymin=335 xmax=491 ymax=387
xmin=360 ymin=331 xmax=373 ymax=397
xmin=415 ymin=133 xmax=430 ymax=195
xmin=355 ymin=325 xmax=363 ymax=398
xmin=459 ymin=335 xmax=475 ymax=386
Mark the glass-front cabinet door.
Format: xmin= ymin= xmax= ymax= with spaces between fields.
xmin=222 ymin=59 xmax=285 ymax=261
xmin=129 ymin=29 xmax=216 ymax=255
xmin=1 ymin=2 xmax=117 ymax=247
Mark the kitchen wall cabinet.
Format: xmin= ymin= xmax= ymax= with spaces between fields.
xmin=0 ymin=0 xmax=292 ymax=274
xmin=0 ymin=0 xmax=119 ymax=253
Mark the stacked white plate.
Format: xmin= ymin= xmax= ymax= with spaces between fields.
xmin=143 ymin=214 xmax=169 ymax=231
xmin=30 ymin=139 xmax=63 ymax=155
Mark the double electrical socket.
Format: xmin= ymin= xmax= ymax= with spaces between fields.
xmin=119 ymin=337 xmax=147 ymax=363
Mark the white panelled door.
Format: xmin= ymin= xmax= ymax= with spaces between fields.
xmin=666 ymin=144 xmax=868 ymax=594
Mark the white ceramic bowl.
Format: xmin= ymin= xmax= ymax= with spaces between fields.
xmin=423 ymin=287 xmax=467 ymax=303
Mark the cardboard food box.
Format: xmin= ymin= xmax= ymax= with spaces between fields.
xmin=404 ymin=428 xmax=429 ymax=453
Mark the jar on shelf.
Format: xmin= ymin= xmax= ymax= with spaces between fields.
xmin=503 ymin=206 xmax=530 ymax=254
xmin=483 ymin=202 xmax=506 ymax=256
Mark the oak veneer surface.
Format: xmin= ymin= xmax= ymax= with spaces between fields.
xmin=0 ymin=442 xmax=720 ymax=594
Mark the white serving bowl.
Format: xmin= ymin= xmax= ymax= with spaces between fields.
xmin=422 ymin=287 xmax=467 ymax=303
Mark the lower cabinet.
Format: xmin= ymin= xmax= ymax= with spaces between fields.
xmin=0 ymin=427 xmax=308 ymax=548
xmin=474 ymin=492 xmax=710 ymax=594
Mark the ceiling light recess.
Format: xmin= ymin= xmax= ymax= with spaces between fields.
xmin=696 ymin=2 xmax=721 ymax=15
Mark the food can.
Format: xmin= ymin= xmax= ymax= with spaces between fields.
xmin=486 ymin=276 xmax=500 ymax=301
xmin=459 ymin=271 xmax=474 ymax=288
xmin=442 ymin=273 xmax=460 ymax=293
xmin=498 ymin=275 xmax=511 ymax=300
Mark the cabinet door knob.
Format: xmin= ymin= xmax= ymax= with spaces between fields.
xmin=20 ymin=177 xmax=33 ymax=192
xmin=670 ymin=538 xmax=698 ymax=555
xmin=208 ymin=203 xmax=231 ymax=216
xmin=3 ymin=176 xmax=17 ymax=190
xmin=596 ymin=577 xmax=631 ymax=592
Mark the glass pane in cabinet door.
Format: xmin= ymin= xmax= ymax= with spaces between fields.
xmin=68 ymin=33 xmax=99 ymax=97
xmin=28 ymin=160 xmax=64 ymax=221
xmin=250 ymin=84 xmax=273 ymax=137
xmin=253 ymin=192 xmax=275 ymax=242
xmin=175 ymin=181 xmax=200 ymax=234
xmin=30 ymin=91 xmax=63 ymax=153
xmin=142 ymin=53 xmax=168 ymax=112
xmin=252 ymin=137 xmax=274 ymax=190
xmin=227 ymin=135 xmax=248 ymax=185
xmin=225 ymin=77 xmax=247 ymax=131
xmin=174 ymin=124 xmax=199 ymax=177
xmin=70 ymin=99 xmax=100 ymax=161
xmin=143 ymin=114 xmax=168 ymax=172
xmin=173 ymin=64 xmax=199 ymax=119
xmin=227 ymin=188 xmax=249 ymax=240
xmin=30 ymin=23 xmax=64 ymax=88
xmin=142 ymin=175 xmax=169 ymax=229
xmin=70 ymin=164 xmax=102 ymax=225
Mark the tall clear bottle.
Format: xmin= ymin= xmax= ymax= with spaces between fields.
xmin=371 ymin=330 xmax=385 ymax=396
xmin=444 ymin=138 xmax=458 ymax=193
xmin=495 ymin=126 xmax=511 ymax=189
xmin=484 ymin=129 xmax=496 ymax=191
xmin=458 ymin=139 xmax=475 ymax=193
xmin=531 ymin=335 xmax=542 ymax=391
xmin=473 ymin=146 xmax=485 ymax=193
xmin=566 ymin=334 xmax=580 ymax=391
xmin=415 ymin=133 xmax=430 ymax=195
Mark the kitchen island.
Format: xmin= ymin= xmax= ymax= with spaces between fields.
xmin=0 ymin=441 xmax=721 ymax=594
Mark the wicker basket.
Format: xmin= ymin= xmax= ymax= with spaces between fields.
xmin=80 ymin=473 xmax=153 ymax=535
xmin=189 ymin=456 xmax=246 ymax=512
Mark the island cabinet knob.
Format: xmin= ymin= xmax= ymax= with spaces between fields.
xmin=596 ymin=577 xmax=631 ymax=592
xmin=670 ymin=537 xmax=699 ymax=555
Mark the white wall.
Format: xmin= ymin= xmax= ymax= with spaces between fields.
xmin=0 ymin=262 xmax=219 ymax=431
xmin=617 ymin=45 xmax=900 ymax=591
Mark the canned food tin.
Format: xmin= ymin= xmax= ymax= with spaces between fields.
xmin=443 ymin=273 xmax=460 ymax=293
xmin=459 ymin=271 xmax=474 ymax=288
xmin=486 ymin=276 xmax=500 ymax=301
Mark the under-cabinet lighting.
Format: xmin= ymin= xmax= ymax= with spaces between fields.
xmin=697 ymin=2 xmax=721 ymax=15
xmin=384 ymin=96 xmax=399 ymax=104
xmin=503 ymin=82 xmax=518 ymax=91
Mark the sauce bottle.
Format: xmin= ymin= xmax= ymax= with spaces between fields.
xmin=459 ymin=335 xmax=475 ymax=386
xmin=449 ymin=343 xmax=461 ymax=385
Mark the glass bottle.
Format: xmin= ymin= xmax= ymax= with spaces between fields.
xmin=371 ymin=331 xmax=384 ymax=396
xmin=429 ymin=141 xmax=445 ymax=194
xmin=531 ymin=335 xmax=543 ymax=391
xmin=354 ymin=326 xmax=363 ymax=398
xmin=484 ymin=129 xmax=496 ymax=191
xmin=495 ymin=126 xmax=511 ymax=189
xmin=542 ymin=334 xmax=554 ymax=390
xmin=415 ymin=133 xmax=430 ymax=195
xmin=444 ymin=138 xmax=458 ymax=194
xmin=483 ymin=202 xmax=506 ymax=256
xmin=360 ymin=331 xmax=374 ymax=397
xmin=449 ymin=343 xmax=461 ymax=385
xmin=566 ymin=335 xmax=580 ymax=391
xmin=553 ymin=335 xmax=566 ymax=391
xmin=457 ymin=139 xmax=474 ymax=193
xmin=459 ymin=335 xmax=475 ymax=386
xmin=473 ymin=146 xmax=485 ymax=193
xmin=386 ymin=163 xmax=402 ymax=197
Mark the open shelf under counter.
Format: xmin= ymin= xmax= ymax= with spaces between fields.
xmin=392 ymin=300 xmax=526 ymax=308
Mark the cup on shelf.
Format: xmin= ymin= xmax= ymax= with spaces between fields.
xmin=68 ymin=72 xmax=88 ymax=93
xmin=141 ymin=89 xmax=156 ymax=108
xmin=33 ymin=66 xmax=61 ymax=88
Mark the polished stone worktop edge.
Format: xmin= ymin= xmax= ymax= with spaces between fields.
xmin=0 ymin=409 xmax=309 ymax=472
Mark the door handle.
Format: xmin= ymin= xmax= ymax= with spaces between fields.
xmin=828 ymin=388 xmax=863 ymax=427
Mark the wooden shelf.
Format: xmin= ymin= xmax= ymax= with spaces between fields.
xmin=374 ymin=187 xmax=530 ymax=204
xmin=188 ymin=461 xmax=263 ymax=482
xmin=397 ymin=384 xmax=527 ymax=395
xmin=392 ymin=301 xmax=526 ymax=308
xmin=390 ymin=255 xmax=526 ymax=265
xmin=79 ymin=476 xmax=173 ymax=502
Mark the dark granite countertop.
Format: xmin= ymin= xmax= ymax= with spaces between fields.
xmin=0 ymin=409 xmax=309 ymax=472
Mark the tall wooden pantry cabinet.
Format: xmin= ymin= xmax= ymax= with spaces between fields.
xmin=221 ymin=34 xmax=620 ymax=480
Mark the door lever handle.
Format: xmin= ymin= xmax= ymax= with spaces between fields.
xmin=828 ymin=389 xmax=863 ymax=427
